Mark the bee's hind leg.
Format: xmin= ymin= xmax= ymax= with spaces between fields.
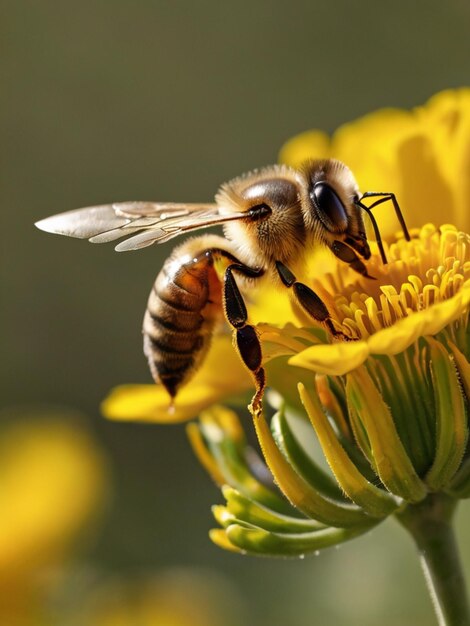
xmin=223 ymin=263 xmax=266 ymax=416
xmin=275 ymin=260 xmax=350 ymax=340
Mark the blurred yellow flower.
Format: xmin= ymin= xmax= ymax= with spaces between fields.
xmin=0 ymin=409 xmax=109 ymax=625
xmin=67 ymin=568 xmax=244 ymax=626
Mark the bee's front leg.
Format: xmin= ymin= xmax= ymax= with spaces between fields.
xmin=275 ymin=260 xmax=350 ymax=340
xmin=330 ymin=240 xmax=376 ymax=279
xmin=223 ymin=262 xmax=266 ymax=416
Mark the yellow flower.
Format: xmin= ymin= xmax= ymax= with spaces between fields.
xmin=101 ymin=94 xmax=470 ymax=540
xmin=281 ymin=88 xmax=470 ymax=238
xmin=0 ymin=409 xmax=109 ymax=625
xmin=101 ymin=88 xmax=470 ymax=622
xmin=194 ymin=222 xmax=470 ymax=556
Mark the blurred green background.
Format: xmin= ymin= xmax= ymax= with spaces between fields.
xmin=3 ymin=1 xmax=470 ymax=624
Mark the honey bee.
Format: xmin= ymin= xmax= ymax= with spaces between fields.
xmin=36 ymin=159 xmax=409 ymax=413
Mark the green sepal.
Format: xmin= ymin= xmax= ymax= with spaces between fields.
xmin=448 ymin=340 xmax=470 ymax=404
xmin=209 ymin=528 xmax=244 ymax=553
xmin=445 ymin=340 xmax=470 ymax=497
xmin=346 ymin=367 xmax=427 ymax=502
xmin=447 ymin=457 xmax=470 ymax=498
xmin=270 ymin=406 xmax=346 ymax=501
xmin=373 ymin=349 xmax=435 ymax=475
xmin=198 ymin=408 xmax=296 ymax=516
xmin=425 ymin=338 xmax=468 ymax=491
xmin=316 ymin=374 xmax=351 ymax=439
xmin=220 ymin=485 xmax=326 ymax=533
xmin=212 ymin=503 xmax=236 ymax=528
xmin=223 ymin=519 xmax=378 ymax=557
xmin=187 ymin=422 xmax=226 ymax=486
xmin=253 ymin=410 xmax=373 ymax=527
xmin=347 ymin=401 xmax=374 ymax=465
xmin=299 ymin=383 xmax=400 ymax=518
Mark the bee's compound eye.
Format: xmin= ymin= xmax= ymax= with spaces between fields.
xmin=311 ymin=182 xmax=348 ymax=232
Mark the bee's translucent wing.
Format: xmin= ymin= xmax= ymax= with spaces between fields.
xmin=35 ymin=201 xmax=246 ymax=251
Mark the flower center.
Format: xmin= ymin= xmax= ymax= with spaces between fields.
xmin=314 ymin=225 xmax=470 ymax=339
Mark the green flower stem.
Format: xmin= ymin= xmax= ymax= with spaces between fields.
xmin=396 ymin=494 xmax=470 ymax=626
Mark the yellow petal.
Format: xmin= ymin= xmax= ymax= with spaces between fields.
xmin=367 ymin=283 xmax=470 ymax=354
xmin=102 ymin=335 xmax=252 ymax=423
xmin=334 ymin=107 xmax=454 ymax=237
xmin=420 ymin=88 xmax=470 ymax=232
xmin=279 ymin=129 xmax=330 ymax=169
xmin=289 ymin=281 xmax=470 ymax=376
xmin=279 ymin=89 xmax=470 ymax=238
xmin=289 ymin=340 xmax=370 ymax=376
xmin=332 ymin=107 xmax=414 ymax=197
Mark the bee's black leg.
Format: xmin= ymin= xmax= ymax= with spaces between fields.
xmin=223 ymin=262 xmax=266 ymax=415
xmin=330 ymin=240 xmax=376 ymax=279
xmin=275 ymin=260 xmax=349 ymax=339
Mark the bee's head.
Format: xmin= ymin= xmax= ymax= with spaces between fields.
xmin=217 ymin=160 xmax=375 ymax=269
xmin=300 ymin=159 xmax=370 ymax=259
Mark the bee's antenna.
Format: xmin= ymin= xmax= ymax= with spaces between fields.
xmin=359 ymin=192 xmax=411 ymax=242
xmin=355 ymin=200 xmax=388 ymax=265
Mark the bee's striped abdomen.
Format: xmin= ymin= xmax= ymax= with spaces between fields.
xmin=143 ymin=240 xmax=223 ymax=398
